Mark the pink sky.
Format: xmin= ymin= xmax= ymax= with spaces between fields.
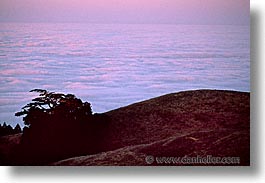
xmin=0 ymin=0 xmax=249 ymax=25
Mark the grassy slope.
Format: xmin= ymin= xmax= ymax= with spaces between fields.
xmin=52 ymin=89 xmax=250 ymax=166
xmin=0 ymin=133 xmax=22 ymax=165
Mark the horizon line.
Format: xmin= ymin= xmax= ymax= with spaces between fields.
xmin=0 ymin=21 xmax=249 ymax=26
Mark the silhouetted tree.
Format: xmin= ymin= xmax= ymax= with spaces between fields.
xmin=0 ymin=122 xmax=21 ymax=137
xmin=15 ymin=89 xmax=93 ymax=126
xmin=14 ymin=89 xmax=109 ymax=165
xmin=14 ymin=124 xmax=22 ymax=134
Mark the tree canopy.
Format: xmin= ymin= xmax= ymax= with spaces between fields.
xmin=15 ymin=89 xmax=92 ymax=126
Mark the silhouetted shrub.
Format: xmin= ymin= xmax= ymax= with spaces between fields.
xmin=15 ymin=89 xmax=109 ymax=165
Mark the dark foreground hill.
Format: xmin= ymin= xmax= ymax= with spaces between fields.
xmin=0 ymin=90 xmax=250 ymax=166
